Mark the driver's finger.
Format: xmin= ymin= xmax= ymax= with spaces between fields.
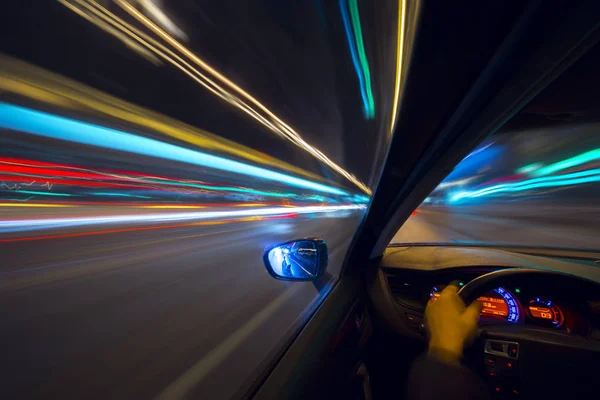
xmin=462 ymin=300 xmax=483 ymax=325
xmin=440 ymin=284 xmax=458 ymax=298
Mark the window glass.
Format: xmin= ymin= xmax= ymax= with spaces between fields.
xmin=393 ymin=45 xmax=600 ymax=250
xmin=0 ymin=1 xmax=400 ymax=398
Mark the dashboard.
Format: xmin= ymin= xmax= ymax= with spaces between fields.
xmin=370 ymin=245 xmax=600 ymax=341
xmin=368 ymin=245 xmax=600 ymax=399
xmin=368 ymin=246 xmax=600 ymax=341
xmin=382 ymin=268 xmax=596 ymax=338
xmin=428 ymin=282 xmax=584 ymax=333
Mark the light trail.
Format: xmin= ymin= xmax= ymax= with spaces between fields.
xmin=0 ymin=55 xmax=325 ymax=184
xmin=137 ymin=0 xmax=188 ymax=41
xmin=348 ymin=0 xmax=374 ymax=118
xmin=0 ymin=157 xmax=299 ymax=198
xmin=0 ymin=103 xmax=348 ymax=196
xmin=0 ymin=204 xmax=365 ymax=233
xmin=57 ymin=0 xmax=371 ymax=194
xmin=450 ymin=168 xmax=600 ymax=202
xmin=339 ymin=0 xmax=370 ymax=118
xmin=389 ymin=0 xmax=407 ymax=136
xmin=462 ymin=142 xmax=494 ymax=161
xmin=531 ymin=148 xmax=600 ymax=177
xmin=0 ymin=202 xmax=75 ymax=208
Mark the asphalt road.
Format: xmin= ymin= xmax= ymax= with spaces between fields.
xmin=3 ymin=201 xmax=597 ymax=399
xmin=393 ymin=203 xmax=599 ymax=250
xmin=0 ymin=209 xmax=364 ymax=399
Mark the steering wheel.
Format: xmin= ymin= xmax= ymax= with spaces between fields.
xmin=458 ymin=268 xmax=600 ymax=399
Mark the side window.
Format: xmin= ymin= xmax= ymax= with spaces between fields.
xmin=0 ymin=1 xmax=393 ymax=398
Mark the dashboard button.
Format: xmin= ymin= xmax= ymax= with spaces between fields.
xmin=405 ymin=313 xmax=423 ymax=326
xmin=508 ymin=343 xmax=519 ymax=358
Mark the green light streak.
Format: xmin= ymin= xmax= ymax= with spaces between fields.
xmin=348 ymin=0 xmax=375 ymax=118
xmin=15 ymin=190 xmax=72 ymax=197
xmin=516 ymin=163 xmax=542 ymax=175
xmin=450 ymin=168 xmax=600 ymax=202
xmin=91 ymin=192 xmax=152 ymax=199
xmin=532 ymin=148 xmax=600 ymax=176
xmin=146 ymin=178 xmax=296 ymax=198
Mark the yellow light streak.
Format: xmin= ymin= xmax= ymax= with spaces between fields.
xmin=137 ymin=205 xmax=207 ymax=209
xmin=113 ymin=0 xmax=370 ymax=194
xmin=0 ymin=60 xmax=321 ymax=183
xmin=0 ymin=203 xmax=75 ymax=208
xmin=389 ymin=0 xmax=407 ymax=137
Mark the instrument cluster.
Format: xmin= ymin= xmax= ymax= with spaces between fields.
xmin=429 ymin=284 xmax=579 ymax=331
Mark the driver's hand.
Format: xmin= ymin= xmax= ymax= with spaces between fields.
xmin=425 ymin=284 xmax=482 ymax=364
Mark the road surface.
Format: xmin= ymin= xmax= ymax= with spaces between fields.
xmin=0 ymin=207 xmax=363 ymax=399
xmin=393 ymin=203 xmax=599 ymax=250
xmin=3 ymin=201 xmax=597 ymax=398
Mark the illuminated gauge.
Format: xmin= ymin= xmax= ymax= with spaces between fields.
xmin=429 ymin=286 xmax=519 ymax=323
xmin=528 ymin=298 xmax=564 ymax=327
xmin=429 ymin=285 xmax=442 ymax=300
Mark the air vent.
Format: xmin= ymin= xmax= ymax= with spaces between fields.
xmin=386 ymin=274 xmax=426 ymax=311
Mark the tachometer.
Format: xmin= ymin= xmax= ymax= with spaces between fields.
xmin=429 ymin=285 xmax=519 ymax=323
xmin=528 ymin=298 xmax=564 ymax=327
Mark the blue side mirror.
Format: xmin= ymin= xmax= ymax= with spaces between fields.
xmin=263 ymin=238 xmax=328 ymax=281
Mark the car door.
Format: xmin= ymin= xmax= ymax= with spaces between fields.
xmin=251 ymin=1 xmax=600 ymax=399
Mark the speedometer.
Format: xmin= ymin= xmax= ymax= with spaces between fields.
xmin=429 ymin=285 xmax=519 ymax=323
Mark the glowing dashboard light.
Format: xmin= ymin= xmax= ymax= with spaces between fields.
xmin=494 ymin=288 xmax=519 ymax=323
xmin=430 ymin=285 xmax=519 ymax=323
xmin=0 ymin=103 xmax=348 ymax=196
xmin=529 ymin=298 xmax=563 ymax=327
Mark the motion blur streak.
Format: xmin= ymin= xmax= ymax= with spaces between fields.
xmin=0 ymin=103 xmax=348 ymax=196
xmin=531 ymin=148 xmax=600 ymax=177
xmin=0 ymin=157 xmax=300 ymax=199
xmin=67 ymin=0 xmax=372 ymax=194
xmin=450 ymin=168 xmax=600 ymax=202
xmin=348 ymin=0 xmax=375 ymax=118
xmin=0 ymin=214 xmax=300 ymax=243
xmin=137 ymin=0 xmax=188 ymax=41
xmin=0 ymin=205 xmax=364 ymax=233
xmin=58 ymin=0 xmax=162 ymax=65
xmin=389 ymin=0 xmax=407 ymax=135
xmin=339 ymin=0 xmax=370 ymax=118
xmin=0 ymin=54 xmax=324 ymax=184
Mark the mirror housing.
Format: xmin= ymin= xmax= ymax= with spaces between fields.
xmin=263 ymin=238 xmax=328 ymax=281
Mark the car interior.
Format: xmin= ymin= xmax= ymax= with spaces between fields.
xmin=250 ymin=1 xmax=600 ymax=399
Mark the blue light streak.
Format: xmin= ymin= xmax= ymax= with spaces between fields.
xmin=0 ymin=103 xmax=348 ymax=196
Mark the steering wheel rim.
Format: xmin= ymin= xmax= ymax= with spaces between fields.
xmin=458 ymin=267 xmax=558 ymax=304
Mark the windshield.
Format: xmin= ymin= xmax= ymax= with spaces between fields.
xmin=393 ymin=45 xmax=600 ymax=251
